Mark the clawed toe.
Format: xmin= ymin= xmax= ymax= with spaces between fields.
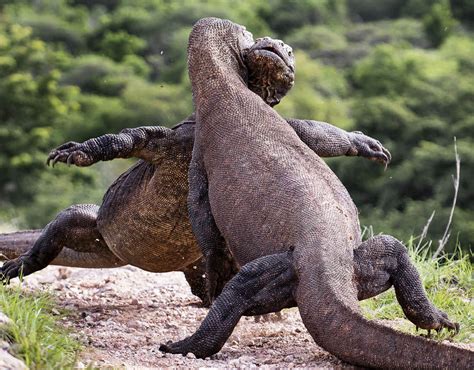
xmin=415 ymin=310 xmax=460 ymax=338
xmin=159 ymin=341 xmax=189 ymax=356
xmin=0 ymin=259 xmax=26 ymax=283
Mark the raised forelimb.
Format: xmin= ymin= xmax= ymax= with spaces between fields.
xmin=287 ymin=119 xmax=391 ymax=165
xmin=48 ymin=118 xmax=390 ymax=169
xmin=46 ymin=123 xmax=183 ymax=167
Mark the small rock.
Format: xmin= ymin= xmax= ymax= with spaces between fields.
xmin=0 ymin=349 xmax=27 ymax=369
xmin=56 ymin=268 xmax=70 ymax=280
xmin=131 ymin=298 xmax=139 ymax=305
xmin=185 ymin=352 xmax=196 ymax=359
xmin=0 ymin=312 xmax=12 ymax=326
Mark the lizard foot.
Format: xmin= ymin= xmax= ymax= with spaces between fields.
xmin=410 ymin=308 xmax=459 ymax=337
xmin=0 ymin=257 xmax=29 ymax=283
xmin=159 ymin=336 xmax=216 ymax=359
xmin=47 ymin=141 xmax=95 ymax=167
xmin=348 ymin=131 xmax=391 ymax=167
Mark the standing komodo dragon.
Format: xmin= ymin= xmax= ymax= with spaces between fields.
xmin=0 ymin=37 xmax=390 ymax=305
xmin=160 ymin=18 xmax=473 ymax=367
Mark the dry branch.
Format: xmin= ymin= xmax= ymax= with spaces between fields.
xmin=432 ymin=138 xmax=460 ymax=258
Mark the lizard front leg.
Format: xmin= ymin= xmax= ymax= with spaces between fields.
xmin=287 ymin=119 xmax=391 ymax=166
xmin=160 ymin=250 xmax=297 ymax=358
xmin=354 ymin=235 xmax=459 ymax=335
xmin=187 ymin=146 xmax=238 ymax=303
xmin=46 ymin=125 xmax=175 ymax=167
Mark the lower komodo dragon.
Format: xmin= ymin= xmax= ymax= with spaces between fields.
xmin=0 ymin=37 xmax=391 ymax=305
xmin=159 ymin=17 xmax=473 ymax=367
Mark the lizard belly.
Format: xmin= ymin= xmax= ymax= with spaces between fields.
xmin=97 ymin=160 xmax=201 ymax=272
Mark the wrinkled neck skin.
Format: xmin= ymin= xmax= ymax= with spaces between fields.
xmin=187 ymin=18 xmax=253 ymax=125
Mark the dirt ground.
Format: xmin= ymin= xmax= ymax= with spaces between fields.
xmin=19 ymin=265 xmax=346 ymax=368
xmin=19 ymin=265 xmax=472 ymax=369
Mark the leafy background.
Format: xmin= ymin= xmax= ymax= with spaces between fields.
xmin=0 ymin=0 xmax=472 ymax=254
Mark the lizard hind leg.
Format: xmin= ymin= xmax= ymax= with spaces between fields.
xmin=160 ymin=250 xmax=297 ymax=359
xmin=0 ymin=204 xmax=123 ymax=281
xmin=354 ymin=235 xmax=459 ymax=334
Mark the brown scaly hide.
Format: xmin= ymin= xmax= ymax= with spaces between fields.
xmin=97 ymin=124 xmax=199 ymax=272
xmin=187 ymin=17 xmax=472 ymax=367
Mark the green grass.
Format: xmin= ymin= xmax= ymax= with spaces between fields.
xmin=361 ymin=239 xmax=473 ymax=343
xmin=0 ymin=283 xmax=80 ymax=369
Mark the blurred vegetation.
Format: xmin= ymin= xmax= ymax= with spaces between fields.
xmin=0 ymin=0 xmax=473 ymax=253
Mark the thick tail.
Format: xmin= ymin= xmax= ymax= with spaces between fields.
xmin=0 ymin=230 xmax=41 ymax=259
xmin=0 ymin=230 xmax=124 ymax=269
xmin=294 ymin=250 xmax=474 ymax=368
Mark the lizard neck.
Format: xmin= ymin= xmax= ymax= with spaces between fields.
xmin=187 ymin=18 xmax=251 ymax=119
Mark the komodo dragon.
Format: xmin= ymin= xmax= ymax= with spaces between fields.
xmin=159 ymin=18 xmax=473 ymax=367
xmin=0 ymin=37 xmax=390 ymax=305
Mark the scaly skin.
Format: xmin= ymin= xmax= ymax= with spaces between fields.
xmin=0 ymin=38 xmax=391 ymax=305
xmin=160 ymin=18 xmax=473 ymax=367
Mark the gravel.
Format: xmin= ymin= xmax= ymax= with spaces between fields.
xmin=18 ymin=265 xmax=346 ymax=368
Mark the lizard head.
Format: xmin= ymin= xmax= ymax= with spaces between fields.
xmin=244 ymin=37 xmax=295 ymax=107
xmin=188 ymin=18 xmax=294 ymax=107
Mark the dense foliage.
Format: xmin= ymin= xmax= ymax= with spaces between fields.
xmin=0 ymin=0 xmax=472 ymax=252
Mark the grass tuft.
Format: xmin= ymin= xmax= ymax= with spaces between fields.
xmin=0 ymin=283 xmax=80 ymax=369
xmin=361 ymin=240 xmax=473 ymax=342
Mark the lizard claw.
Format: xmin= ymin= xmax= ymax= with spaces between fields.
xmin=411 ymin=308 xmax=460 ymax=339
xmin=159 ymin=335 xmax=216 ymax=359
xmin=46 ymin=142 xmax=95 ymax=167
xmin=66 ymin=154 xmax=74 ymax=166
xmin=52 ymin=154 xmax=63 ymax=167
xmin=0 ymin=257 xmax=28 ymax=283
xmin=348 ymin=132 xmax=391 ymax=167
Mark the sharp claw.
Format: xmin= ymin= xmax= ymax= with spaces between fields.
xmin=66 ymin=154 xmax=73 ymax=166
xmin=53 ymin=154 xmax=61 ymax=167
xmin=415 ymin=326 xmax=419 ymax=332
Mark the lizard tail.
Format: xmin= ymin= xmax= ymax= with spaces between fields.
xmin=51 ymin=248 xmax=126 ymax=268
xmin=0 ymin=230 xmax=41 ymax=259
xmin=0 ymin=230 xmax=125 ymax=269
xmin=294 ymin=250 xmax=474 ymax=368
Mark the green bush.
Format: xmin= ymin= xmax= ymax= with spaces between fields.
xmin=423 ymin=0 xmax=456 ymax=47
